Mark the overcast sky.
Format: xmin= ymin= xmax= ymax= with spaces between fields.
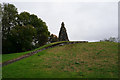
xmin=1 ymin=0 xmax=118 ymax=41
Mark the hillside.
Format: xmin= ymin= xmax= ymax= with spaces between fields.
xmin=2 ymin=41 xmax=69 ymax=63
xmin=2 ymin=42 xmax=118 ymax=78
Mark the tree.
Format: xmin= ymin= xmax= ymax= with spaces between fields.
xmin=108 ymin=37 xmax=116 ymax=42
xmin=2 ymin=3 xmax=50 ymax=54
xmin=10 ymin=25 xmax=36 ymax=52
xmin=2 ymin=3 xmax=18 ymax=54
xmin=100 ymin=37 xmax=119 ymax=43
xmin=0 ymin=3 xmax=2 ymax=26
xmin=2 ymin=3 xmax=18 ymax=38
xmin=0 ymin=3 xmax=2 ymax=40
xmin=17 ymin=12 xmax=50 ymax=46
xmin=17 ymin=12 xmax=30 ymax=26
xmin=58 ymin=22 xmax=69 ymax=41
xmin=49 ymin=34 xmax=58 ymax=43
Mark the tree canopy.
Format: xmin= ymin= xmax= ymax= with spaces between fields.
xmin=2 ymin=3 xmax=50 ymax=54
xmin=49 ymin=34 xmax=58 ymax=43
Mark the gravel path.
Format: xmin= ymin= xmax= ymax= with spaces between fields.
xmin=1 ymin=41 xmax=88 ymax=66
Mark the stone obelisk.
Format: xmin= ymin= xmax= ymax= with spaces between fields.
xmin=58 ymin=22 xmax=69 ymax=41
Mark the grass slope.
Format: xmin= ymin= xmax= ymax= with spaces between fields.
xmin=2 ymin=41 xmax=68 ymax=62
xmin=2 ymin=42 xmax=118 ymax=78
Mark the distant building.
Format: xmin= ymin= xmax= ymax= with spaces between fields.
xmin=58 ymin=22 xmax=69 ymax=41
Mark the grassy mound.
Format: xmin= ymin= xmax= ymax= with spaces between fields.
xmin=2 ymin=41 xmax=68 ymax=62
xmin=2 ymin=42 xmax=118 ymax=78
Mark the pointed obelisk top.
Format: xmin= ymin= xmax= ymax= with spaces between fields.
xmin=58 ymin=22 xmax=69 ymax=41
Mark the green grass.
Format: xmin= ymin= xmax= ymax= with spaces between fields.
xmin=2 ymin=41 xmax=69 ymax=63
xmin=0 ymin=54 xmax=2 ymax=63
xmin=2 ymin=42 xmax=118 ymax=78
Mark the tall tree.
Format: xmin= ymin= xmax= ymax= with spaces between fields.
xmin=10 ymin=25 xmax=36 ymax=52
xmin=2 ymin=3 xmax=18 ymax=53
xmin=17 ymin=12 xmax=30 ymax=26
xmin=18 ymin=12 xmax=50 ymax=46
xmin=0 ymin=3 xmax=2 ymax=35
xmin=2 ymin=3 xmax=18 ymax=38
xmin=2 ymin=3 xmax=50 ymax=54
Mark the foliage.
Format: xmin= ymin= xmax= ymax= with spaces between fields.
xmin=10 ymin=25 xmax=36 ymax=52
xmin=49 ymin=34 xmax=58 ymax=43
xmin=18 ymin=12 xmax=50 ymax=46
xmin=0 ymin=3 xmax=2 ymax=42
xmin=2 ymin=3 xmax=50 ymax=54
xmin=100 ymin=37 xmax=119 ymax=43
xmin=2 ymin=3 xmax=18 ymax=38
xmin=2 ymin=3 xmax=18 ymax=54
xmin=0 ymin=3 xmax=2 ymax=27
